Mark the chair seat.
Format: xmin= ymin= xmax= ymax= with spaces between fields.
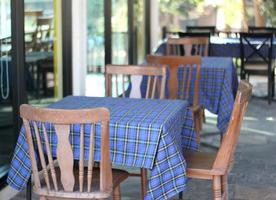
xmin=34 ymin=166 xmax=129 ymax=199
xmin=184 ymin=150 xmax=224 ymax=179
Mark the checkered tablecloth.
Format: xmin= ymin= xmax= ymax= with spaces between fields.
xmin=151 ymin=44 xmax=238 ymax=133
xmin=7 ymin=96 xmax=198 ymax=200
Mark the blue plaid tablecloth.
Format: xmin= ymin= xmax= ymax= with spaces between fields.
xmin=7 ymin=96 xmax=198 ymax=200
xmin=153 ymin=44 xmax=238 ymax=133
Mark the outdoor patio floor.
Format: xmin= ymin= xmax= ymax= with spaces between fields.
xmin=5 ymin=77 xmax=276 ymax=200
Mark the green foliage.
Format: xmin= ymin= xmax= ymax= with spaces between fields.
xmin=158 ymin=0 xmax=204 ymax=18
xmin=220 ymin=0 xmax=244 ymax=28
xmin=87 ymin=1 xmax=104 ymax=35
xmin=261 ymin=0 xmax=276 ymax=26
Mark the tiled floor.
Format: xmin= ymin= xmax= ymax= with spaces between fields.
xmin=3 ymin=76 xmax=276 ymax=200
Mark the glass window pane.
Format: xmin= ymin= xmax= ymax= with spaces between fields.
xmin=0 ymin=0 xmax=14 ymax=179
xmin=86 ymin=0 xmax=105 ymax=97
xmin=24 ymin=0 xmax=63 ymax=106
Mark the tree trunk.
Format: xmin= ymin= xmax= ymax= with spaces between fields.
xmin=241 ymin=0 xmax=248 ymax=30
xmin=253 ymin=0 xmax=265 ymax=26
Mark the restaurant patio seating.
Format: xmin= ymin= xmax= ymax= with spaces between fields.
xmin=147 ymin=55 xmax=203 ymax=140
xmin=181 ymin=80 xmax=252 ymax=200
xmin=105 ymin=64 xmax=167 ymax=199
xmin=20 ymin=104 xmax=129 ymax=200
xmin=240 ymin=32 xmax=274 ymax=104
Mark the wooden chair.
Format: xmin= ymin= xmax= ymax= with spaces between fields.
xmin=166 ymin=36 xmax=209 ymax=57
xmin=248 ymin=26 xmax=276 ymax=36
xmin=105 ymin=64 xmax=167 ymax=99
xmin=20 ymin=104 xmax=129 ymax=200
xmin=105 ymin=64 xmax=167 ymax=199
xmin=146 ymin=55 xmax=203 ymax=140
xmin=182 ymin=80 xmax=252 ymax=200
xmin=186 ymin=26 xmax=216 ymax=35
xmin=240 ymin=32 xmax=274 ymax=104
xmin=29 ymin=16 xmax=53 ymax=51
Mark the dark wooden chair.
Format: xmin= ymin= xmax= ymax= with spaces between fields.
xmin=181 ymin=80 xmax=252 ymax=200
xmin=105 ymin=64 xmax=167 ymax=199
xmin=146 ymin=55 xmax=203 ymax=140
xmin=186 ymin=26 xmax=216 ymax=35
xmin=28 ymin=16 xmax=53 ymax=52
xmin=36 ymin=57 xmax=54 ymax=97
xmin=248 ymin=26 xmax=276 ymax=36
xmin=240 ymin=32 xmax=274 ymax=104
xmin=20 ymin=104 xmax=129 ymax=200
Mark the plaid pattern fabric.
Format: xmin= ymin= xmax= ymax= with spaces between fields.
xmin=153 ymin=44 xmax=238 ymax=133
xmin=7 ymin=96 xmax=198 ymax=200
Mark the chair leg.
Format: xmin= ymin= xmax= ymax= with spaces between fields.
xmin=202 ymin=108 xmax=206 ymax=123
xmin=212 ymin=176 xmax=222 ymax=200
xmin=27 ymin=178 xmax=32 ymax=200
xmin=179 ymin=191 xmax=183 ymax=199
xmin=193 ymin=110 xmax=202 ymax=144
xmin=141 ymin=168 xmax=148 ymax=200
xmin=113 ymin=185 xmax=121 ymax=200
xmin=221 ymin=175 xmax=228 ymax=200
xmin=271 ymin=71 xmax=275 ymax=97
xmin=268 ymin=72 xmax=272 ymax=104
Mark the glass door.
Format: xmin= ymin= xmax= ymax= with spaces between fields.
xmin=86 ymin=0 xmax=105 ymax=97
xmin=85 ymin=0 xmax=130 ymax=97
xmin=24 ymin=0 xmax=63 ymax=106
xmin=0 ymin=0 xmax=69 ymax=185
xmin=112 ymin=0 xmax=128 ymax=65
xmin=0 ymin=0 xmax=15 ymax=182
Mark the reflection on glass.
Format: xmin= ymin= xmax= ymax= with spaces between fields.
xmin=0 ymin=0 xmax=14 ymax=180
xmin=24 ymin=0 xmax=62 ymax=106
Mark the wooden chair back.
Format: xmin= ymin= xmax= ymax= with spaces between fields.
xmin=213 ymin=80 xmax=252 ymax=173
xmin=240 ymin=32 xmax=273 ymax=64
xmin=166 ymin=37 xmax=209 ymax=57
xmin=105 ymin=64 xmax=167 ymax=99
xmin=186 ymin=26 xmax=216 ymax=35
xmin=248 ymin=26 xmax=276 ymax=36
xmin=25 ymin=10 xmax=43 ymax=17
xmin=146 ymin=55 xmax=201 ymax=103
xmin=31 ymin=16 xmax=53 ymax=51
xmin=20 ymin=105 xmax=113 ymax=198
xmin=36 ymin=17 xmax=53 ymax=38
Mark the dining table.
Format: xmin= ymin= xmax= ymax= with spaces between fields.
xmin=7 ymin=96 xmax=198 ymax=200
xmin=210 ymin=36 xmax=276 ymax=58
xmin=154 ymin=44 xmax=239 ymax=133
xmin=158 ymin=36 xmax=276 ymax=58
